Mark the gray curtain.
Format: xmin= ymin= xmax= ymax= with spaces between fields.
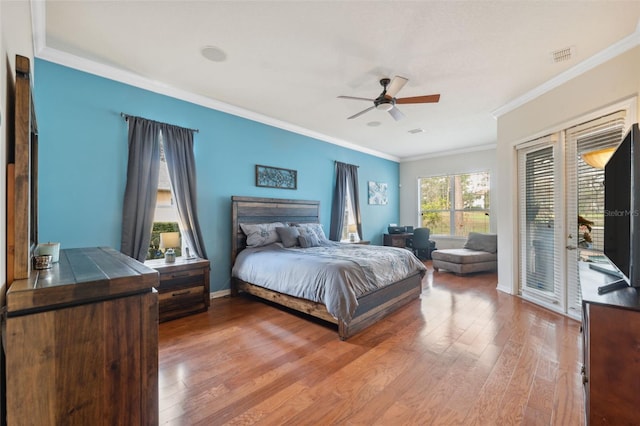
xmin=121 ymin=117 xmax=161 ymax=261
xmin=161 ymin=124 xmax=208 ymax=259
xmin=329 ymin=162 xmax=362 ymax=241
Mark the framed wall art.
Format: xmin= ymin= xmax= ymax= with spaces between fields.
xmin=368 ymin=181 xmax=388 ymax=205
xmin=255 ymin=165 xmax=297 ymax=190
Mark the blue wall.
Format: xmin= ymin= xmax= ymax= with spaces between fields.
xmin=34 ymin=59 xmax=400 ymax=292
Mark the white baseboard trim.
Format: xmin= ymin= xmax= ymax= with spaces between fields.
xmin=210 ymin=289 xmax=231 ymax=299
xmin=496 ymin=283 xmax=514 ymax=295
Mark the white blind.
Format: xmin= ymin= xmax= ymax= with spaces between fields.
xmin=565 ymin=110 xmax=627 ymax=316
xmin=518 ymin=136 xmax=562 ymax=305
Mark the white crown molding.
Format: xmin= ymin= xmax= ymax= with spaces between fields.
xmin=29 ymin=2 xmax=398 ymax=163
xmin=31 ymin=0 xmax=46 ymax=59
xmin=400 ymin=143 xmax=497 ymax=163
xmin=492 ymin=26 xmax=640 ymax=119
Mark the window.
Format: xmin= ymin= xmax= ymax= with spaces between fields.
xmin=419 ymin=171 xmax=490 ymax=236
xmin=340 ymin=185 xmax=358 ymax=242
xmin=147 ymin=140 xmax=182 ymax=260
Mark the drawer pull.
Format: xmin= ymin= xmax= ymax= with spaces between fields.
xmin=170 ymin=272 xmax=191 ymax=278
xmin=172 ymin=290 xmax=191 ymax=297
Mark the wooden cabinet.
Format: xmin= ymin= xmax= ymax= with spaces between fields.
xmin=580 ymin=261 xmax=640 ymax=425
xmin=145 ymin=257 xmax=210 ymax=322
xmin=4 ymin=247 xmax=159 ymax=426
xmin=383 ymin=233 xmax=413 ymax=248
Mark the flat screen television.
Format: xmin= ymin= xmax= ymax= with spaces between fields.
xmin=604 ymin=123 xmax=640 ymax=288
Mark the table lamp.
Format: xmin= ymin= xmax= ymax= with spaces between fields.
xmin=159 ymin=232 xmax=180 ymax=263
xmin=348 ymin=224 xmax=358 ymax=242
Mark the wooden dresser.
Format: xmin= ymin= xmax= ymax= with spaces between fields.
xmin=145 ymin=257 xmax=210 ymax=322
xmin=579 ymin=261 xmax=640 ymax=425
xmin=4 ymin=247 xmax=159 ymax=426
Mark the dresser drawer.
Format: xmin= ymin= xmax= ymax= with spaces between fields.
xmin=159 ymin=284 xmax=205 ymax=315
xmin=158 ymin=269 xmax=205 ymax=289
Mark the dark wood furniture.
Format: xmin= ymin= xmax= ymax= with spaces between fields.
xmin=231 ymin=196 xmax=423 ymax=340
xmin=579 ymin=260 xmax=640 ymax=424
xmin=383 ymin=232 xmax=413 ymax=248
xmin=4 ymin=247 xmax=159 ymax=425
xmin=7 ymin=54 xmax=38 ymax=283
xmin=145 ymin=257 xmax=210 ymax=322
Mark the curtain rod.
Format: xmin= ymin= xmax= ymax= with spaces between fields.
xmin=334 ymin=160 xmax=359 ymax=167
xmin=120 ymin=112 xmax=199 ymax=133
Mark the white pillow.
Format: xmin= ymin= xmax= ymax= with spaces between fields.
xmin=240 ymin=222 xmax=285 ymax=247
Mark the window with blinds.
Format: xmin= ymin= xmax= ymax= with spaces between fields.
xmin=567 ymin=111 xmax=627 ymax=251
xmin=565 ymin=110 xmax=627 ymax=316
xmin=518 ymin=139 xmax=562 ymax=305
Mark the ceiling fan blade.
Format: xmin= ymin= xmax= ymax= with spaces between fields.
xmin=396 ymin=94 xmax=441 ymax=104
xmin=388 ymin=106 xmax=405 ymax=121
xmin=385 ymin=76 xmax=408 ymax=98
xmin=348 ymin=106 xmax=375 ymax=120
xmin=338 ymin=95 xmax=375 ymax=102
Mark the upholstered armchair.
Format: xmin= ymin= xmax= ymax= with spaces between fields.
xmin=410 ymin=227 xmax=436 ymax=260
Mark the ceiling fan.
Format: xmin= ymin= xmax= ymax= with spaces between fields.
xmin=338 ymin=76 xmax=440 ymax=121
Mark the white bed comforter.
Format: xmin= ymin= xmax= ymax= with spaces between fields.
xmin=231 ymin=242 xmax=426 ymax=322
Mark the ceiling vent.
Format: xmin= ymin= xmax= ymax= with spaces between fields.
xmin=408 ymin=128 xmax=424 ymax=134
xmin=551 ymin=46 xmax=574 ymax=63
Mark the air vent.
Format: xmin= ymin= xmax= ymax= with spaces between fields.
xmin=551 ymin=46 xmax=574 ymax=63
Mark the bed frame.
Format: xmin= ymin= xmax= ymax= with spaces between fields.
xmin=231 ymin=196 xmax=423 ymax=340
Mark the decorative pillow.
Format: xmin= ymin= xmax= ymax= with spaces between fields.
xmin=298 ymin=232 xmax=320 ymax=248
xmin=464 ymin=232 xmax=498 ymax=253
xmin=240 ymin=222 xmax=285 ymax=247
xmin=276 ymin=226 xmax=300 ymax=248
xmin=294 ymin=223 xmax=328 ymax=241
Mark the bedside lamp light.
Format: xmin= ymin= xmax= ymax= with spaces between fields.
xmin=348 ymin=224 xmax=358 ymax=242
xmin=159 ymin=232 xmax=180 ymax=263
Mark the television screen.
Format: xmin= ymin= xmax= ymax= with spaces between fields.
xmin=604 ymin=123 xmax=640 ymax=287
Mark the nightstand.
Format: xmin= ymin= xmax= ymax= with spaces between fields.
xmin=145 ymin=257 xmax=210 ymax=322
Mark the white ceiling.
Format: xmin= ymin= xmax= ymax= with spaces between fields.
xmin=34 ymin=1 xmax=640 ymax=161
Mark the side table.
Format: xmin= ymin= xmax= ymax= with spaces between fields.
xmin=146 ymin=257 xmax=210 ymax=322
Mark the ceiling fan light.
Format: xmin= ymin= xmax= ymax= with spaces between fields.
xmin=376 ymin=102 xmax=393 ymax=112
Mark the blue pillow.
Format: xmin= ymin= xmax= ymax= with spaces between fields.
xmin=298 ymin=233 xmax=320 ymax=248
xmin=276 ymin=226 xmax=300 ymax=248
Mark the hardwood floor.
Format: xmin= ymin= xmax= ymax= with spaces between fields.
xmin=158 ymin=262 xmax=585 ymax=425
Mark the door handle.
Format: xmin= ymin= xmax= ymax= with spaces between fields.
xmin=566 ymin=245 xmax=577 ymax=250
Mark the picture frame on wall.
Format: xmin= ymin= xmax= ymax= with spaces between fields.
xmin=255 ymin=165 xmax=297 ymax=190
xmin=368 ymin=181 xmax=388 ymax=205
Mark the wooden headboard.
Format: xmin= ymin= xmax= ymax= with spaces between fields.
xmin=231 ymin=196 xmax=320 ymax=264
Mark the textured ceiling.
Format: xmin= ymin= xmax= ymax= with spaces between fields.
xmin=36 ymin=1 xmax=640 ymax=161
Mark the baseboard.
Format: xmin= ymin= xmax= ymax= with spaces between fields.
xmin=210 ymin=289 xmax=231 ymax=299
xmin=496 ymin=282 xmax=514 ymax=294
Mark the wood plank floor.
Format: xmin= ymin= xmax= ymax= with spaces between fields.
xmin=158 ymin=262 xmax=585 ymax=425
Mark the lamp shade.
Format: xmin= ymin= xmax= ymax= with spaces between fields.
xmin=159 ymin=232 xmax=180 ymax=249
xmin=582 ymin=147 xmax=616 ymax=169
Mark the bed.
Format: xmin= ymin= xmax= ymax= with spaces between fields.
xmin=231 ymin=196 xmax=426 ymax=340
